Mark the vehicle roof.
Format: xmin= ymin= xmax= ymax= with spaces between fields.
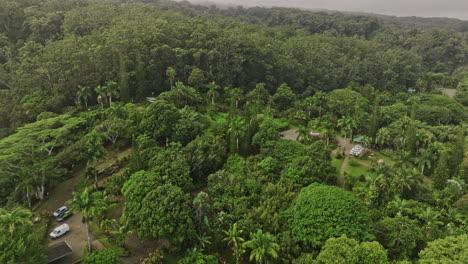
xmin=56 ymin=206 xmax=68 ymax=210
xmin=55 ymin=224 xmax=69 ymax=229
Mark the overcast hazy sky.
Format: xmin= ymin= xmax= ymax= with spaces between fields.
xmin=186 ymin=0 xmax=468 ymax=20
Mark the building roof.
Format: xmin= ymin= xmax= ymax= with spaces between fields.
xmin=47 ymin=241 xmax=72 ymax=263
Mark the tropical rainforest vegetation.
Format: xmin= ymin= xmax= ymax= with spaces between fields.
xmin=0 ymin=0 xmax=467 ymax=263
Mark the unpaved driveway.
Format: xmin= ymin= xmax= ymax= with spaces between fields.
xmin=280 ymin=129 xmax=299 ymax=141
xmin=334 ymin=136 xmax=358 ymax=189
xmin=41 ymin=169 xmax=88 ymax=263
xmin=48 ymin=213 xmax=88 ymax=263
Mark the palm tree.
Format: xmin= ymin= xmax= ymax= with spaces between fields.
xmin=95 ymin=85 xmax=106 ymax=109
xmin=76 ymin=85 xmax=92 ymax=109
xmin=392 ymin=168 xmax=423 ymax=196
xmin=312 ymin=91 xmax=327 ymax=117
xmin=337 ymin=116 xmax=356 ymax=142
xmin=395 ymin=151 xmax=413 ymax=169
xmin=229 ymin=87 xmax=243 ymax=110
xmin=102 ymin=218 xmax=132 ymax=247
xmin=228 ymin=115 xmax=245 ymax=152
xmin=84 ymin=130 xmax=108 ymax=188
xmin=387 ymin=196 xmax=412 ymax=217
xmin=67 ymin=188 xmax=107 ymax=252
xmin=297 ymin=126 xmax=310 ymax=143
xmin=243 ymin=230 xmax=280 ymax=264
xmin=206 ymin=82 xmax=219 ymax=105
xmin=416 ymin=148 xmax=432 ymax=175
xmin=223 ymin=223 xmax=245 ymax=264
xmin=15 ymin=171 xmax=35 ymax=209
xmin=0 ymin=207 xmax=33 ymax=235
xmin=166 ymin=67 xmax=176 ymax=88
xmin=104 ymin=81 xmax=119 ymax=106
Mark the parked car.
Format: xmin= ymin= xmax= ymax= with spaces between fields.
xmin=56 ymin=211 xmax=73 ymax=222
xmin=50 ymin=224 xmax=70 ymax=239
xmin=53 ymin=206 xmax=68 ymax=217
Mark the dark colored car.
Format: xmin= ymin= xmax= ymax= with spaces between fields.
xmin=56 ymin=211 xmax=73 ymax=222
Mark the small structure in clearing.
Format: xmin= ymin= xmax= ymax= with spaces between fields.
xmin=350 ymin=144 xmax=365 ymax=157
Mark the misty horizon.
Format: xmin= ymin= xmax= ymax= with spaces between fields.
xmin=182 ymin=0 xmax=468 ymax=20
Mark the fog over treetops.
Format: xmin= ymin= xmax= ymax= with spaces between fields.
xmin=183 ymin=0 xmax=468 ymax=20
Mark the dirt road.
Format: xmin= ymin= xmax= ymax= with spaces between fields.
xmin=334 ymin=136 xmax=358 ymax=189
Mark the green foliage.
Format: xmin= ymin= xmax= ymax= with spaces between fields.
xmin=273 ymin=83 xmax=296 ymax=111
xmin=418 ymin=234 xmax=468 ymax=263
xmin=243 ymin=230 xmax=280 ymax=264
xmin=82 ymin=248 xmax=120 ymax=264
xmin=0 ymin=207 xmax=46 ymax=264
xmin=148 ymin=146 xmax=193 ymax=191
xmin=314 ymin=235 xmax=388 ymax=264
xmin=139 ymin=100 xmax=180 ymax=142
xmin=328 ymin=89 xmax=368 ymax=117
xmin=286 ymin=184 xmax=374 ymax=247
xmin=374 ymin=216 xmax=424 ymax=260
xmin=252 ymin=116 xmax=280 ymax=147
xmin=433 ymin=151 xmax=450 ymax=190
xmin=122 ymin=180 xmax=195 ymax=244
xmin=178 ymin=248 xmax=217 ymax=264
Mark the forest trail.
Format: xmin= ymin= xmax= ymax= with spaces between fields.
xmin=339 ymin=156 xmax=349 ymax=189
xmin=334 ymin=136 xmax=358 ymax=189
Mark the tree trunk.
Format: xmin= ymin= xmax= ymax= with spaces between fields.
xmin=94 ymin=169 xmax=99 ymax=189
xmin=26 ymin=188 xmax=31 ymax=209
xmin=212 ymin=96 xmax=215 ymax=105
xmin=84 ymin=98 xmax=88 ymax=109
xmin=86 ymin=220 xmax=92 ymax=252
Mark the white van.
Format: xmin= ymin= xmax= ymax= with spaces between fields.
xmin=50 ymin=224 xmax=70 ymax=239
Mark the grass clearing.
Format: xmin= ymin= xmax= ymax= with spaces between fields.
xmin=331 ymin=157 xmax=344 ymax=174
xmin=345 ymin=161 xmax=370 ymax=178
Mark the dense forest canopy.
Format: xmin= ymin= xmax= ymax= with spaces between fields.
xmin=0 ymin=0 xmax=467 ymax=263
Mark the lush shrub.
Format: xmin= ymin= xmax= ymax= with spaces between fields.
xmin=286 ymin=184 xmax=374 ymax=247
xmin=82 ymin=249 xmax=120 ymax=264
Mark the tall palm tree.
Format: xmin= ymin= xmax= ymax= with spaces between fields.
xmin=76 ymin=85 xmax=92 ymax=109
xmin=416 ymin=148 xmax=432 ymax=175
xmin=229 ymin=88 xmax=243 ymax=110
xmin=337 ymin=116 xmax=356 ymax=142
xmin=243 ymin=230 xmax=280 ymax=264
xmin=223 ymin=223 xmax=245 ymax=264
xmin=395 ymin=151 xmax=413 ymax=169
xmin=312 ymin=91 xmax=327 ymax=117
xmin=67 ymin=188 xmax=107 ymax=252
xmin=392 ymin=168 xmax=423 ymax=196
xmin=15 ymin=170 xmax=34 ymax=209
xmin=84 ymin=130 xmax=108 ymax=188
xmin=0 ymin=207 xmax=33 ymax=235
xmin=297 ymin=126 xmax=310 ymax=143
xmin=95 ymin=85 xmax=106 ymax=110
xmin=166 ymin=67 xmax=176 ymax=88
xmin=104 ymin=81 xmax=119 ymax=106
xmin=206 ymin=82 xmax=219 ymax=105
xmin=228 ymin=115 xmax=245 ymax=152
